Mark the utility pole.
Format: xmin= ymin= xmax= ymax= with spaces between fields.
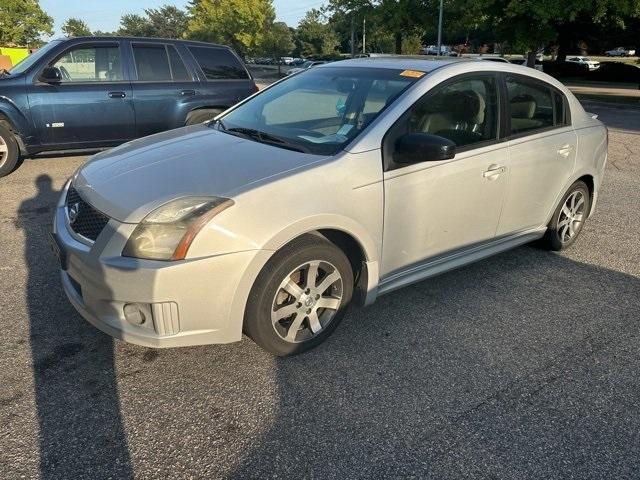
xmin=436 ymin=0 xmax=444 ymax=56
xmin=362 ymin=18 xmax=366 ymax=55
xmin=351 ymin=16 xmax=356 ymax=58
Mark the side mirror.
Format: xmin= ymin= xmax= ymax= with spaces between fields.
xmin=39 ymin=66 xmax=62 ymax=84
xmin=394 ymin=133 xmax=456 ymax=164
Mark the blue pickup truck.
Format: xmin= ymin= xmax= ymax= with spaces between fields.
xmin=0 ymin=36 xmax=258 ymax=177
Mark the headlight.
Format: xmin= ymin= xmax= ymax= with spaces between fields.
xmin=122 ymin=196 xmax=234 ymax=260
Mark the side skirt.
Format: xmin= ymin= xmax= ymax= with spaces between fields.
xmin=377 ymin=228 xmax=546 ymax=297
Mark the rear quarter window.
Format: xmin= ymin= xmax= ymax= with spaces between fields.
xmin=187 ymin=46 xmax=248 ymax=80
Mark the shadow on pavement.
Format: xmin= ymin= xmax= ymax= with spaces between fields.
xmin=16 ymin=175 xmax=132 ymax=478
xmin=229 ymin=246 xmax=640 ymax=479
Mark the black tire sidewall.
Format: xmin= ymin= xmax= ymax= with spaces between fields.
xmin=544 ymin=181 xmax=591 ymax=251
xmin=244 ymin=235 xmax=354 ymax=356
xmin=0 ymin=124 xmax=19 ymax=177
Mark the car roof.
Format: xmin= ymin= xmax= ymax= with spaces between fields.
xmin=55 ymin=36 xmax=229 ymax=49
xmin=318 ymin=56 xmax=466 ymax=72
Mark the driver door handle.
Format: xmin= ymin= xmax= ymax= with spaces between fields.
xmin=483 ymin=164 xmax=506 ymax=179
xmin=180 ymin=89 xmax=196 ymax=96
xmin=108 ymin=91 xmax=126 ymax=98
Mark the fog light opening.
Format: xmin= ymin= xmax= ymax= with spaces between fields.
xmin=124 ymin=303 xmax=147 ymax=326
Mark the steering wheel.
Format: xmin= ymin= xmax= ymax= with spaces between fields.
xmin=58 ymin=66 xmax=71 ymax=81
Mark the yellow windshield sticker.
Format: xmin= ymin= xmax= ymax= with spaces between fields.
xmin=400 ymin=69 xmax=425 ymax=78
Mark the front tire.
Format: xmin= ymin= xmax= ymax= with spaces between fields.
xmin=541 ymin=181 xmax=591 ymax=251
xmin=244 ymin=234 xmax=354 ymax=356
xmin=0 ymin=123 xmax=19 ymax=178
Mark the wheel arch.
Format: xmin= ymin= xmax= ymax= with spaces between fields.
xmin=228 ymin=219 xmax=381 ymax=340
xmin=0 ymin=101 xmax=31 ymax=153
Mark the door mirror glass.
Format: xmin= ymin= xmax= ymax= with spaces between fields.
xmin=40 ymin=66 xmax=62 ymax=83
xmin=395 ymin=133 xmax=456 ymax=164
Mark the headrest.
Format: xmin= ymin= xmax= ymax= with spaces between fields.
xmin=510 ymin=94 xmax=537 ymax=119
xmin=443 ymin=90 xmax=486 ymax=124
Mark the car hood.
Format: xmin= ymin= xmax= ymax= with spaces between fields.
xmin=72 ymin=125 xmax=328 ymax=223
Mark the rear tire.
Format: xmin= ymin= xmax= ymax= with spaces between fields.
xmin=0 ymin=123 xmax=19 ymax=178
xmin=185 ymin=108 xmax=224 ymax=126
xmin=244 ymin=234 xmax=354 ymax=356
xmin=540 ymin=181 xmax=591 ymax=251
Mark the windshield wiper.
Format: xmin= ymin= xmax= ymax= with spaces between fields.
xmin=0 ymin=69 xmax=11 ymax=77
xmin=225 ymin=127 xmax=309 ymax=153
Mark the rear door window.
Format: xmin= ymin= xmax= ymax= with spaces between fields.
xmin=133 ymin=44 xmax=171 ymax=81
xmin=553 ymin=91 xmax=569 ymax=126
xmin=167 ymin=45 xmax=191 ymax=81
xmin=506 ymin=76 xmax=554 ymax=135
xmin=187 ymin=46 xmax=248 ymax=80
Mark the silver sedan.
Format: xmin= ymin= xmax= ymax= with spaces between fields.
xmin=52 ymin=58 xmax=607 ymax=356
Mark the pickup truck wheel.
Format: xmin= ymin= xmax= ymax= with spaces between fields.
xmin=244 ymin=234 xmax=354 ymax=356
xmin=0 ymin=124 xmax=19 ymax=178
xmin=185 ymin=109 xmax=223 ymax=126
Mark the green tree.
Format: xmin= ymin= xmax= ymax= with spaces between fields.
xmin=118 ymin=14 xmax=153 ymax=37
xmin=0 ymin=0 xmax=53 ymax=46
xmin=187 ymin=0 xmax=275 ymax=56
xmin=261 ymin=21 xmax=294 ymax=74
xmin=464 ymin=0 xmax=640 ymax=64
xmin=144 ymin=5 xmax=189 ymax=38
xmin=296 ymin=9 xmax=339 ymax=57
xmin=327 ymin=0 xmax=429 ymax=55
xmin=61 ymin=17 xmax=91 ymax=37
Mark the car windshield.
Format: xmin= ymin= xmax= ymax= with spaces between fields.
xmin=301 ymin=61 xmax=314 ymax=68
xmin=218 ymin=66 xmax=420 ymax=155
xmin=8 ymin=40 xmax=62 ymax=75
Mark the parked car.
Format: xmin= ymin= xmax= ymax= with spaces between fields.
xmin=51 ymin=58 xmax=607 ymax=356
xmin=509 ymin=57 xmax=544 ymax=72
xmin=286 ymin=60 xmax=328 ymax=75
xmin=280 ymin=57 xmax=294 ymax=65
xmin=0 ymin=36 xmax=258 ymax=177
xmin=421 ymin=45 xmax=455 ymax=56
xmin=605 ymin=47 xmax=636 ymax=57
xmin=566 ymin=56 xmax=600 ymax=70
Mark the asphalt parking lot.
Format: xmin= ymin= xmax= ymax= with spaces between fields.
xmin=1 ymin=102 xmax=639 ymax=479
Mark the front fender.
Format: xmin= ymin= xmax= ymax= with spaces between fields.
xmin=0 ymin=96 xmax=33 ymax=150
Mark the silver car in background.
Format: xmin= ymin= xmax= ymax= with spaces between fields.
xmin=51 ymin=58 xmax=607 ymax=356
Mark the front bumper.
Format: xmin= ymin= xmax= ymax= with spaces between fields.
xmin=53 ymin=197 xmax=268 ymax=348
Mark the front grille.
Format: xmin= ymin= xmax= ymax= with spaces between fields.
xmin=66 ymin=186 xmax=110 ymax=242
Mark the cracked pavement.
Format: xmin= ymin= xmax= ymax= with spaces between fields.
xmin=1 ymin=102 xmax=639 ymax=479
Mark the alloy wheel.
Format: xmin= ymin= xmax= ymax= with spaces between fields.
xmin=558 ymin=190 xmax=586 ymax=243
xmin=0 ymin=135 xmax=7 ymax=168
xmin=271 ymin=260 xmax=343 ymax=343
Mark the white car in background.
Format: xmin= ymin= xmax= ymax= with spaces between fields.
xmin=566 ymin=56 xmax=600 ymax=70
xmin=509 ymin=57 xmax=544 ymax=72
xmin=605 ymin=47 xmax=636 ymax=57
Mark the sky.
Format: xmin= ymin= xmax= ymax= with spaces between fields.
xmin=40 ymin=0 xmax=328 ymax=37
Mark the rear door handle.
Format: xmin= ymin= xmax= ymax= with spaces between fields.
xmin=557 ymin=144 xmax=574 ymax=157
xmin=483 ymin=164 xmax=506 ymax=179
xmin=180 ymin=89 xmax=196 ymax=96
xmin=108 ymin=91 xmax=126 ymax=98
